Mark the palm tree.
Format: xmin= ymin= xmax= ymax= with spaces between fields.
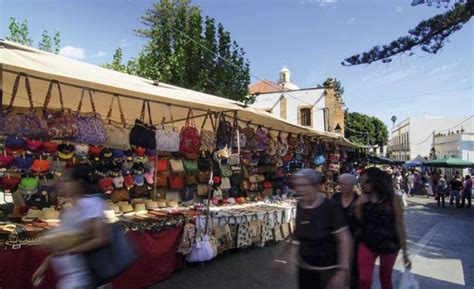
xmin=391 ymin=115 xmax=397 ymax=126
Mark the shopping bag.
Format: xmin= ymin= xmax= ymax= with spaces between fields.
xmin=398 ymin=270 xmax=420 ymax=289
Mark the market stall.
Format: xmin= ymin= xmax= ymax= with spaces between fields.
xmin=0 ymin=40 xmax=359 ymax=289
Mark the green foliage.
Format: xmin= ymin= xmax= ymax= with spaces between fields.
xmin=6 ymin=17 xmax=61 ymax=54
xmin=105 ymin=0 xmax=251 ymax=102
xmin=391 ymin=115 xmax=397 ymax=126
xmin=344 ymin=111 xmax=389 ymax=146
xmin=102 ymin=47 xmax=127 ymax=72
xmin=321 ymin=78 xmax=344 ymax=99
xmin=6 ymin=17 xmax=33 ymax=46
xmin=342 ymin=1 xmax=473 ymax=65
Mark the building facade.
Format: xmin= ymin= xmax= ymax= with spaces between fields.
xmin=249 ymin=67 xmax=344 ymax=133
xmin=388 ymin=116 xmax=474 ymax=161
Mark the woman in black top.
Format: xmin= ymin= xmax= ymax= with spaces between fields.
xmin=334 ymin=173 xmax=359 ymax=289
xmin=292 ymin=169 xmax=352 ymax=289
xmin=355 ymin=167 xmax=411 ymax=289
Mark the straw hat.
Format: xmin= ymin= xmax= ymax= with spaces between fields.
xmin=166 ymin=200 xmax=178 ymax=208
xmin=39 ymin=207 xmax=61 ymax=223
xmin=156 ymin=199 xmax=167 ymax=208
xmin=134 ymin=203 xmax=148 ymax=215
xmin=145 ymin=200 xmax=159 ymax=210
xmin=103 ymin=209 xmax=119 ymax=223
xmin=120 ymin=203 xmax=134 ymax=215
xmin=22 ymin=208 xmax=42 ymax=222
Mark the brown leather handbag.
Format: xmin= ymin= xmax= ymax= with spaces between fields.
xmin=197 ymin=170 xmax=211 ymax=184
xmin=110 ymin=188 xmax=130 ymax=203
xmin=185 ymin=172 xmax=197 ymax=185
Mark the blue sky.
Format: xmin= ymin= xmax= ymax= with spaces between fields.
xmin=1 ymin=0 xmax=473 ymax=129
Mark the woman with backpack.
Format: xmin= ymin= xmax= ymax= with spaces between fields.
xmin=437 ymin=174 xmax=448 ymax=208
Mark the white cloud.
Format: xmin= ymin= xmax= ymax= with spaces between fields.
xmin=59 ymin=46 xmax=86 ymax=60
xmin=396 ymin=6 xmax=403 ymax=12
xmin=119 ymin=38 xmax=130 ymax=48
xmin=299 ymin=0 xmax=337 ymax=7
xmin=346 ymin=17 xmax=356 ymax=25
xmin=91 ymin=51 xmax=107 ymax=58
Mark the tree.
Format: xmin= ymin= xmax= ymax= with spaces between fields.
xmin=6 ymin=17 xmax=33 ymax=46
xmin=391 ymin=115 xmax=397 ymax=126
xmin=342 ymin=1 xmax=473 ymax=66
xmin=344 ymin=111 xmax=389 ymax=147
xmin=106 ymin=0 xmax=251 ymax=102
xmin=321 ymin=78 xmax=344 ymax=99
xmin=102 ymin=47 xmax=127 ymax=72
xmin=6 ymin=17 xmax=61 ymax=54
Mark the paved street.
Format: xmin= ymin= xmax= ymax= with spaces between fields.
xmin=151 ymin=197 xmax=474 ymax=289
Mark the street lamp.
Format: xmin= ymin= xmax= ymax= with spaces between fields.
xmin=334 ymin=123 xmax=342 ymax=134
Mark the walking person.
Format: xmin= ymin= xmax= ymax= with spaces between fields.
xmin=406 ymin=171 xmax=415 ymax=197
xmin=421 ymin=172 xmax=430 ymax=198
xmin=292 ymin=169 xmax=352 ymax=289
xmin=461 ymin=175 xmax=472 ymax=208
xmin=449 ymin=174 xmax=463 ymax=207
xmin=334 ymin=174 xmax=360 ymax=289
xmin=437 ymin=174 xmax=448 ymax=208
xmin=355 ymin=167 xmax=411 ymax=289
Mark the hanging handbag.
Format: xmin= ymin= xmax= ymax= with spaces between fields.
xmin=197 ymin=184 xmax=209 ymax=196
xmin=273 ymin=211 xmax=283 ymax=242
xmin=75 ymin=88 xmax=105 ymax=145
xmin=197 ymin=154 xmax=211 ymax=170
xmin=215 ymin=113 xmax=232 ymax=149
xmin=181 ymin=185 xmax=196 ymax=202
xmin=43 ymin=80 xmax=78 ymax=139
xmin=241 ymin=124 xmax=257 ymax=152
xmin=199 ymin=110 xmax=216 ymax=152
xmin=0 ymin=73 xmax=49 ymax=139
xmin=220 ymin=177 xmax=231 ymax=190
xmin=266 ymin=132 xmax=277 ymax=156
xmin=261 ymin=212 xmax=275 ymax=243
xmin=169 ymin=174 xmax=185 ymax=190
xmin=220 ymin=165 xmax=233 ymax=177
xmin=84 ymin=223 xmax=138 ymax=286
xmin=129 ymin=100 xmax=156 ymax=149
xmin=280 ymin=210 xmax=291 ymax=239
xmin=156 ymin=159 xmax=169 ymax=172
xmin=228 ymin=113 xmax=241 ymax=166
xmin=170 ymin=158 xmax=184 ymax=173
xmin=186 ymin=218 xmax=217 ymax=262
xmin=185 ymin=172 xmax=198 ymax=185
xmin=197 ymin=170 xmax=211 ymax=184
xmin=227 ymin=216 xmax=238 ymax=250
xmin=110 ymin=188 xmax=130 ymax=203
xmin=256 ymin=126 xmax=269 ymax=151
xmin=156 ymin=173 xmax=168 ymax=187
xmin=179 ymin=108 xmax=201 ymax=155
xmin=104 ymin=94 xmax=130 ymax=150
xmin=249 ymin=214 xmax=262 ymax=243
xmin=276 ymin=132 xmax=289 ymax=157
xmin=214 ymin=217 xmax=233 ymax=253
xmin=183 ymin=159 xmax=198 ymax=172
xmin=155 ymin=105 xmax=180 ymax=152
xmin=236 ymin=215 xmax=252 ymax=248
xmin=239 ymin=179 xmax=250 ymax=191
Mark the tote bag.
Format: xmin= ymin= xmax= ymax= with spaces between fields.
xmin=75 ymin=88 xmax=105 ymax=145
xmin=129 ymin=100 xmax=156 ymax=149
xmin=155 ymin=105 xmax=180 ymax=152
xmin=104 ymin=94 xmax=130 ymax=150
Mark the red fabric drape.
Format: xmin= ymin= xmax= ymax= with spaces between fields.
xmin=0 ymin=227 xmax=183 ymax=289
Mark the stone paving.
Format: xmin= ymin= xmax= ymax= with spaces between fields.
xmin=150 ymin=197 xmax=474 ymax=289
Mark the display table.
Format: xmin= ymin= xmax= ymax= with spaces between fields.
xmin=0 ymin=226 xmax=183 ymax=289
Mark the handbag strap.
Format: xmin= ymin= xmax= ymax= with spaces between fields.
xmin=106 ymin=94 xmax=126 ymax=125
xmin=200 ymin=110 xmax=216 ymax=132
xmin=184 ymin=108 xmax=196 ymax=128
xmin=9 ymin=73 xmax=35 ymax=112
xmin=77 ymin=88 xmax=97 ymax=113
xmin=43 ymin=80 xmax=65 ymax=113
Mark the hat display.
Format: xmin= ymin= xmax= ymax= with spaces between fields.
xmin=0 ymin=154 xmax=14 ymax=167
xmin=14 ymin=155 xmax=34 ymax=170
xmin=134 ymin=155 xmax=147 ymax=164
xmin=124 ymin=174 xmax=134 ymax=189
xmin=103 ymin=209 xmax=119 ymax=223
xmin=124 ymin=150 xmax=134 ymax=161
xmin=5 ymin=136 xmax=26 ymax=149
xmin=133 ymin=162 xmax=145 ymax=172
xmin=113 ymin=175 xmax=124 ymax=188
xmin=134 ymin=203 xmax=147 ymax=215
xmin=134 ymin=174 xmax=145 ymax=186
xmin=134 ymin=147 xmax=146 ymax=157
xmin=100 ymin=148 xmax=113 ymax=161
xmin=26 ymin=139 xmax=43 ymax=152
xmin=58 ymin=144 xmax=75 ymax=160
xmin=18 ymin=178 xmax=39 ymax=195
xmin=52 ymin=160 xmax=67 ymax=176
xmin=112 ymin=149 xmax=125 ymax=160
xmin=99 ymin=178 xmax=114 ymax=193
xmin=41 ymin=141 xmax=59 ymax=154
xmin=1 ymin=175 xmax=20 ymax=191
xmin=144 ymin=171 xmax=154 ymax=185
xmin=156 ymin=199 xmax=167 ymax=208
xmin=145 ymin=200 xmax=159 ymax=210
xmin=31 ymin=159 xmax=50 ymax=174
xmin=166 ymin=200 xmax=178 ymax=208
xmin=120 ymin=203 xmax=134 ymax=215
xmin=39 ymin=207 xmax=61 ymax=223
xmin=22 ymin=208 xmax=42 ymax=222
xmin=89 ymin=145 xmax=103 ymax=157
xmin=75 ymin=144 xmax=89 ymax=158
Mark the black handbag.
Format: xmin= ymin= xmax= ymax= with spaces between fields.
xmin=84 ymin=223 xmax=138 ymax=285
xmin=129 ymin=100 xmax=156 ymax=149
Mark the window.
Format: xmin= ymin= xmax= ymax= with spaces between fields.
xmin=300 ymin=108 xmax=312 ymax=127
